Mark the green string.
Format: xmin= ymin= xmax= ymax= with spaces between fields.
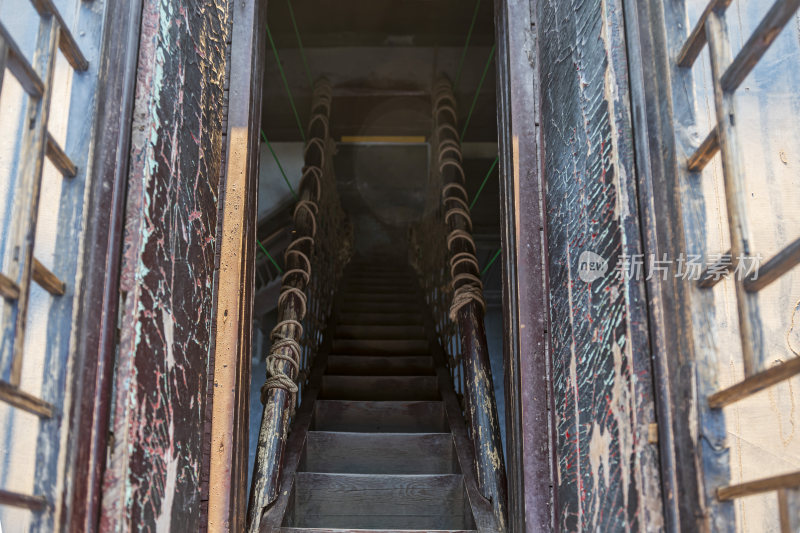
xmin=266 ymin=23 xmax=306 ymax=142
xmin=461 ymin=43 xmax=495 ymax=142
xmin=454 ymin=0 xmax=482 ymax=91
xmin=287 ymin=0 xmax=313 ymax=88
xmin=260 ymin=130 xmax=297 ymax=200
xmin=257 ymin=240 xmax=284 ymax=274
xmin=481 ymin=247 xmax=502 ymax=278
xmin=469 ymin=156 xmax=499 ymax=211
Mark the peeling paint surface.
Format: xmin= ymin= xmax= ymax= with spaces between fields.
xmin=536 ymin=0 xmax=663 ymax=529
xmin=100 ymin=0 xmax=230 ymax=530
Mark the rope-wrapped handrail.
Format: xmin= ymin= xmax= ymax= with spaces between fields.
xmin=248 ymin=78 xmax=353 ymax=532
xmin=414 ymin=77 xmax=507 ymax=530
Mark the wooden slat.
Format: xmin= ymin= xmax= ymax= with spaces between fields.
xmin=697 ymin=250 xmax=732 ymax=288
xmin=744 ymin=236 xmax=800 ymax=292
xmin=0 ymin=380 xmax=54 ymax=417
xmin=718 ymin=471 xmax=800 ymax=500
xmin=676 ymin=0 xmax=733 ymax=68
xmin=709 ymin=356 xmax=800 ymax=408
xmin=720 ymin=0 xmax=800 ymax=93
xmin=1 ymin=16 xmax=60 ymax=388
xmin=687 ymin=125 xmax=720 ymax=172
xmin=0 ymin=31 xmax=8 ymax=96
xmin=29 ymin=0 xmax=89 ymax=71
xmin=706 ymin=12 xmax=764 ymax=377
xmin=0 ymin=488 xmax=48 ymax=511
xmin=778 ymin=488 xmax=800 ymax=533
xmin=32 ymin=258 xmax=65 ymax=296
xmin=45 ymin=132 xmax=77 ymax=177
xmin=0 ymin=22 xmax=44 ymax=97
xmin=0 ymin=273 xmax=20 ymax=300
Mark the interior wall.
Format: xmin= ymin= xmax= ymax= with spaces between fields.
xmin=0 ymin=1 xmax=111 ymax=530
xmin=657 ymin=1 xmax=800 ymax=530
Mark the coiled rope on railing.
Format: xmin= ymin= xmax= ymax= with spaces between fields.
xmin=249 ymin=77 xmax=354 ymax=532
xmin=432 ymin=80 xmax=487 ymax=322
xmin=261 ymin=80 xmax=332 ymax=411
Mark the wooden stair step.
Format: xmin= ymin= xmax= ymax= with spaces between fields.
xmin=313 ymin=400 xmax=447 ymax=433
xmin=326 ymin=355 xmax=435 ymax=376
xmin=289 ymin=473 xmax=473 ymax=530
xmin=345 ymin=276 xmax=415 ymax=285
xmin=320 ymin=375 xmax=439 ymax=401
xmin=273 ymin=527 xmax=478 ymax=533
xmin=341 ymin=279 xmax=419 ymax=293
xmin=341 ymin=301 xmax=421 ymax=314
xmin=331 ymin=338 xmax=430 ymax=356
xmin=301 ymin=432 xmax=457 ymax=474
xmin=336 ymin=312 xmax=423 ymax=326
xmin=342 ymin=292 xmax=419 ymax=303
xmin=335 ymin=324 xmax=426 ymax=339
xmin=347 ymin=269 xmax=413 ymax=277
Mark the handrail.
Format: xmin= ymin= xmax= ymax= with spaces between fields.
xmin=247 ymin=79 xmax=352 ymax=532
xmin=411 ymin=77 xmax=508 ymax=530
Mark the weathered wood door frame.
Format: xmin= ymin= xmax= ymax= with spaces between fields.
xmin=63 ymin=2 xmax=144 ymax=531
xmin=207 ymin=0 xmax=267 ymax=530
xmin=494 ymin=1 xmax=557 ymax=530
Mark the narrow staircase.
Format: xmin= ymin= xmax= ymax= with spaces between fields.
xmin=261 ymin=258 xmax=497 ymax=532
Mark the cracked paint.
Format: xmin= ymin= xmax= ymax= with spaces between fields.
xmin=536 ymin=0 xmax=663 ymax=530
xmin=100 ymin=0 xmax=231 ymax=530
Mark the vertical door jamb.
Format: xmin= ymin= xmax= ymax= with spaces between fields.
xmin=207 ymin=0 xmax=267 ymax=530
xmin=494 ymin=0 xmax=557 ymax=530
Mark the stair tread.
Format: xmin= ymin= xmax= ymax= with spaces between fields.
xmin=326 ymin=355 xmax=435 ymax=376
xmin=302 ymin=432 xmax=456 ymax=474
xmin=337 ymin=312 xmax=423 ymax=326
xmin=314 ymin=400 xmax=448 ymax=433
xmin=341 ymin=302 xmax=422 ymax=314
xmin=332 ymin=338 xmax=429 ymax=356
xmin=342 ymin=293 xmax=419 ymax=302
xmin=335 ymin=325 xmax=426 ymax=339
xmin=320 ymin=375 xmax=439 ymax=401
xmin=280 ymin=527 xmax=478 ymax=533
xmin=291 ymin=473 xmax=471 ymax=530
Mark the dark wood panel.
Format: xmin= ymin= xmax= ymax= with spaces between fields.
xmin=302 ymin=432 xmax=456 ymax=474
xmin=99 ymin=0 xmax=231 ymax=530
xmin=536 ymin=0 xmax=664 ymax=529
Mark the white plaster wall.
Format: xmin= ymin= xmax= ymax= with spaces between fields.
xmin=258 ymin=142 xmax=305 ymax=222
xmin=0 ymin=0 xmax=105 ymax=530
xmin=686 ymin=2 xmax=800 ymax=530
